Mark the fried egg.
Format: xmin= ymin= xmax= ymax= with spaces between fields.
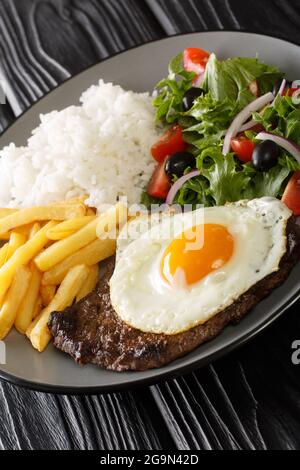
xmin=110 ymin=198 xmax=292 ymax=335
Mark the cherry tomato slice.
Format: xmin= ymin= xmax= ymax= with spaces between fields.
xmin=147 ymin=160 xmax=171 ymax=200
xmin=282 ymin=87 xmax=299 ymax=97
xmin=151 ymin=125 xmax=187 ymax=163
xmin=183 ymin=48 xmax=210 ymax=76
xmin=282 ymin=171 xmax=300 ymax=215
xmin=231 ymin=137 xmax=255 ymax=163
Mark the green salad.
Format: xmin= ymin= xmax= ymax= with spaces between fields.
xmin=142 ymin=47 xmax=300 ymax=214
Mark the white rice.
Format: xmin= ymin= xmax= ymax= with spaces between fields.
xmin=0 ymin=80 xmax=159 ymax=211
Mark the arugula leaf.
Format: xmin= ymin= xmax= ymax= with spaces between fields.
xmin=197 ymin=147 xmax=251 ymax=205
xmin=152 ymin=53 xmax=195 ymax=124
xmin=175 ymin=176 xmax=212 ymax=207
xmin=184 ymin=134 xmax=224 ymax=154
xmin=243 ymin=164 xmax=290 ymax=199
xmin=279 ymin=153 xmax=300 ymax=172
xmin=184 ymin=92 xmax=235 ymax=134
xmin=254 ymin=94 xmax=300 ymax=145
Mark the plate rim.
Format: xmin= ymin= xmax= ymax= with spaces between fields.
xmin=0 ymin=29 xmax=300 ymax=394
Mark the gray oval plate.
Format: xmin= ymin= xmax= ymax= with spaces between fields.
xmin=1 ymin=31 xmax=300 ymax=394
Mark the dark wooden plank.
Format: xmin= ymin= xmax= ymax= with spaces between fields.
xmin=151 ymin=304 xmax=300 ymax=450
xmin=0 ymin=380 xmax=175 ymax=450
xmin=1 ymin=0 xmax=300 ymax=452
xmin=147 ymin=0 xmax=300 ymax=45
xmin=0 ymin=0 xmax=165 ymax=115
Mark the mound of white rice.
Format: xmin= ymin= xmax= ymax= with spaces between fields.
xmin=0 ymin=80 xmax=160 ymax=210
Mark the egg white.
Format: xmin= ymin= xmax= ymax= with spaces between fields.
xmin=110 ymin=198 xmax=292 ymax=335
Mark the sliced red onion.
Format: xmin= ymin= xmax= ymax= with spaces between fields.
xmin=222 ymin=92 xmax=274 ymax=155
xmin=278 ymin=78 xmax=287 ymax=96
xmin=256 ymin=131 xmax=300 ymax=164
xmin=166 ymin=170 xmax=200 ymax=205
xmin=239 ymin=119 xmax=257 ymax=132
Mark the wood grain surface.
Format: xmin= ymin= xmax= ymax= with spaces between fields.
xmin=0 ymin=0 xmax=300 ymax=450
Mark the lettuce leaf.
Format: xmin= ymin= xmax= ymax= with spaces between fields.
xmin=151 ymin=52 xmax=290 ymax=208
xmin=153 ymin=52 xmax=282 ymax=128
xmin=202 ymin=54 xmax=282 ymax=111
xmin=242 ymin=164 xmax=290 ymax=199
xmin=175 ymin=146 xmax=295 ymax=207
xmin=197 ymin=147 xmax=251 ymax=205
xmin=184 ymin=92 xmax=235 ymax=137
xmin=254 ymin=94 xmax=300 ymax=145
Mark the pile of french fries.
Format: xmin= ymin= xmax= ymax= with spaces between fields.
xmin=0 ymin=198 xmax=127 ymax=353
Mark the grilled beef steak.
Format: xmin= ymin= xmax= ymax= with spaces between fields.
xmin=49 ymin=217 xmax=300 ymax=372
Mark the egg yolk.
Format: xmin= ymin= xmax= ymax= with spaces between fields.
xmin=160 ymin=224 xmax=234 ymax=287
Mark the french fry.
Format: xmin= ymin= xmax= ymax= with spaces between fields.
xmin=33 ymin=296 xmax=42 ymax=320
xmin=29 ymin=223 xmax=41 ymax=239
xmin=0 ymin=225 xmax=43 ymax=241
xmin=0 ymin=221 xmax=57 ymax=301
xmin=0 ymin=265 xmax=32 ymax=340
xmin=0 ymin=244 xmax=9 ymax=267
xmin=40 ymin=285 xmax=56 ymax=307
xmin=15 ymin=223 xmax=34 ymax=237
xmin=0 ymin=204 xmax=86 ymax=234
xmin=26 ymin=312 xmax=42 ymax=339
xmin=76 ymin=264 xmax=99 ymax=302
xmin=6 ymin=232 xmax=27 ymax=260
xmin=15 ymin=263 xmax=42 ymax=334
xmin=0 ymin=208 xmax=18 ymax=218
xmin=0 ymin=233 xmax=10 ymax=241
xmin=46 ymin=216 xmax=96 ymax=241
xmin=35 ymin=218 xmax=100 ymax=272
xmin=29 ymin=265 xmax=89 ymax=352
xmin=42 ymin=238 xmax=116 ymax=285
xmin=35 ymin=203 xmax=126 ymax=272
xmin=55 ymin=195 xmax=88 ymax=205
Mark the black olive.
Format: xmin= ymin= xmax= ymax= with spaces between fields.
xmin=272 ymin=79 xmax=293 ymax=96
xmin=252 ymin=140 xmax=281 ymax=171
xmin=182 ymin=87 xmax=205 ymax=111
xmin=165 ymin=152 xmax=196 ymax=178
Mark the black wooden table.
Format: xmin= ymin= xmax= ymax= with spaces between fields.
xmin=0 ymin=0 xmax=300 ymax=451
